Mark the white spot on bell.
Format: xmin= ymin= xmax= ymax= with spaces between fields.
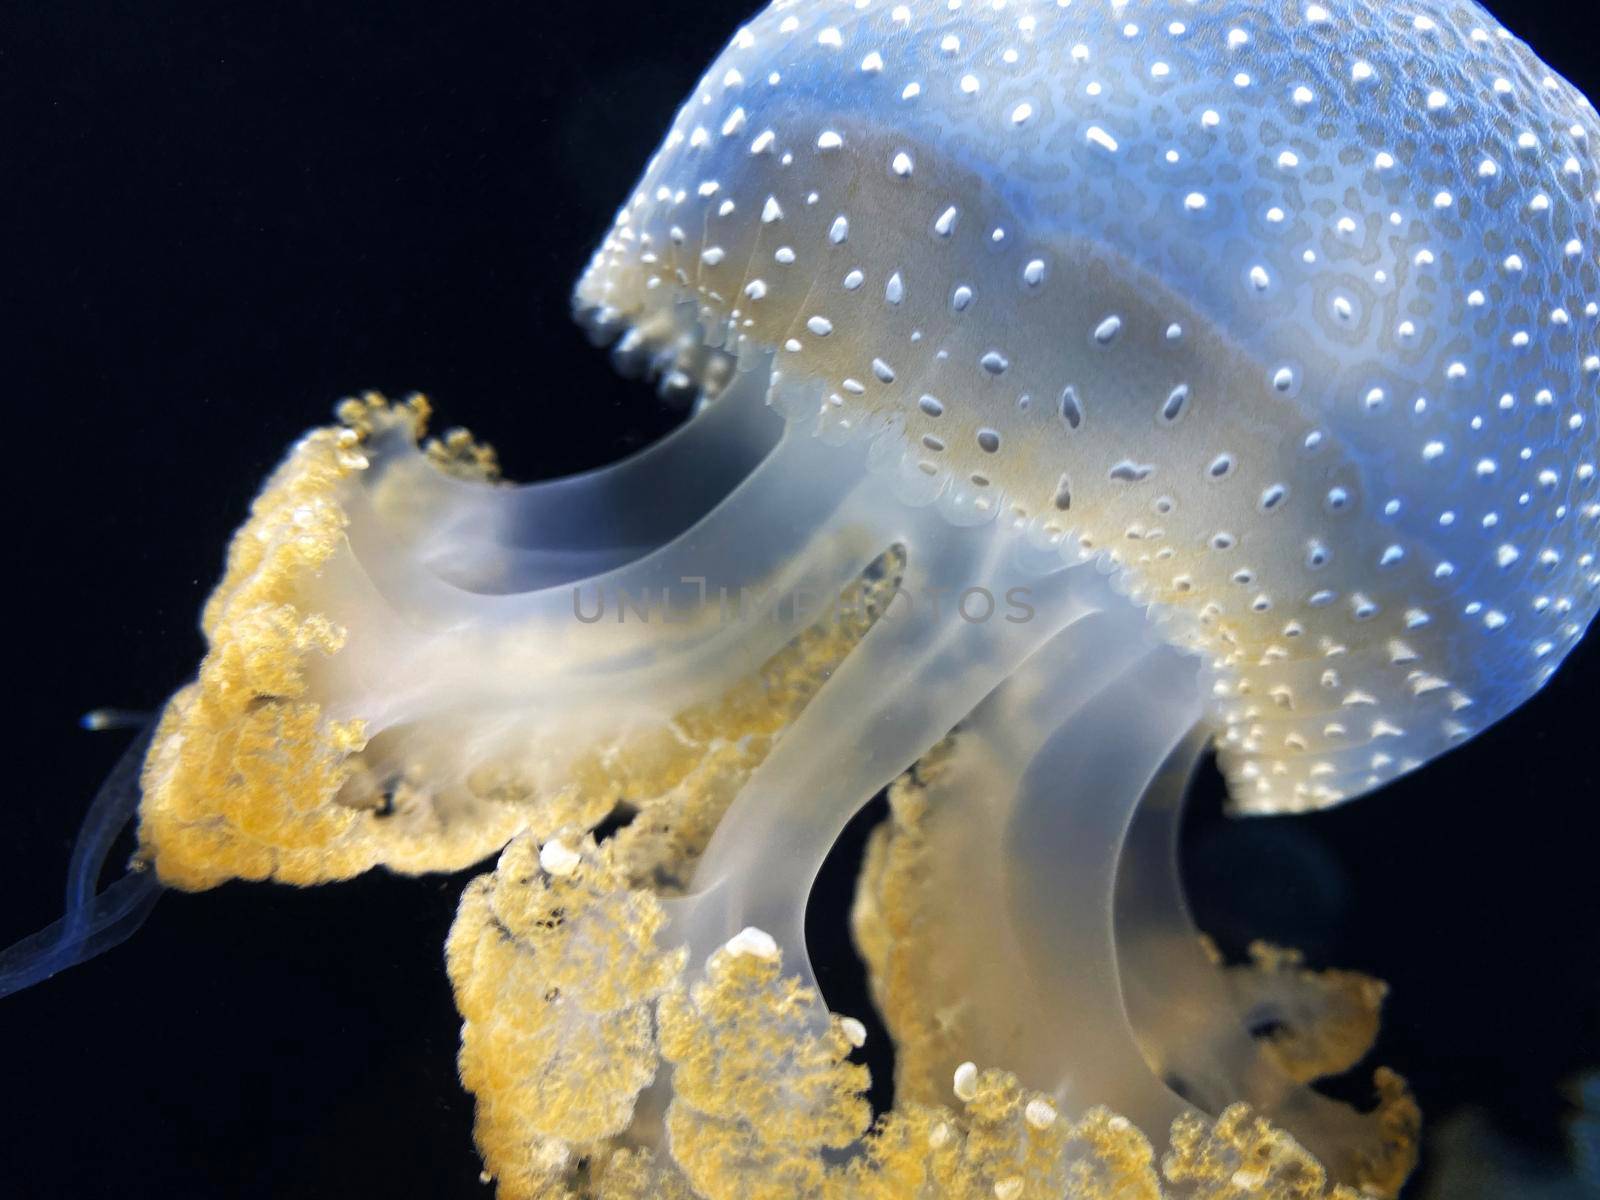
xmin=1086 ymin=125 xmax=1119 ymax=153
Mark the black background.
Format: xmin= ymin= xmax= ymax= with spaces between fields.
xmin=2 ymin=2 xmax=1596 ymax=1196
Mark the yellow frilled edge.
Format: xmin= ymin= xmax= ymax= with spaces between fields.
xmin=135 ymin=394 xmax=503 ymax=890
xmin=134 ymin=393 xmax=898 ymax=893
xmin=447 ymin=829 xmax=1419 ymax=1200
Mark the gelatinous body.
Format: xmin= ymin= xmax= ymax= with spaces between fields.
xmin=6 ymin=3 xmax=1598 ymax=1198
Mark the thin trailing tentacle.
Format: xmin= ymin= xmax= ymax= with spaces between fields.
xmin=0 ymin=723 xmax=161 ymax=998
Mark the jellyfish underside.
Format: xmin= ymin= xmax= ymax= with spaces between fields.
xmin=7 ymin=292 xmax=1421 ymax=1193
xmin=0 ymin=725 xmax=160 ymax=998
xmin=428 ymin=335 xmax=1406 ymax=1188
xmin=0 ymin=262 xmax=1427 ymax=1200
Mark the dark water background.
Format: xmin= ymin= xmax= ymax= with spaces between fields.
xmin=3 ymin=1 xmax=1597 ymax=1195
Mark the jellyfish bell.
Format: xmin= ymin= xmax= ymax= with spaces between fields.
xmin=5 ymin=1 xmax=1598 ymax=1197
xmin=576 ymin=0 xmax=1600 ymax=815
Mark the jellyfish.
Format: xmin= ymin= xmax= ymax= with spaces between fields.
xmin=6 ymin=1 xmax=1598 ymax=1197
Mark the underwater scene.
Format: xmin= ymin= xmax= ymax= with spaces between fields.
xmin=5 ymin=1 xmax=1599 ymax=1197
